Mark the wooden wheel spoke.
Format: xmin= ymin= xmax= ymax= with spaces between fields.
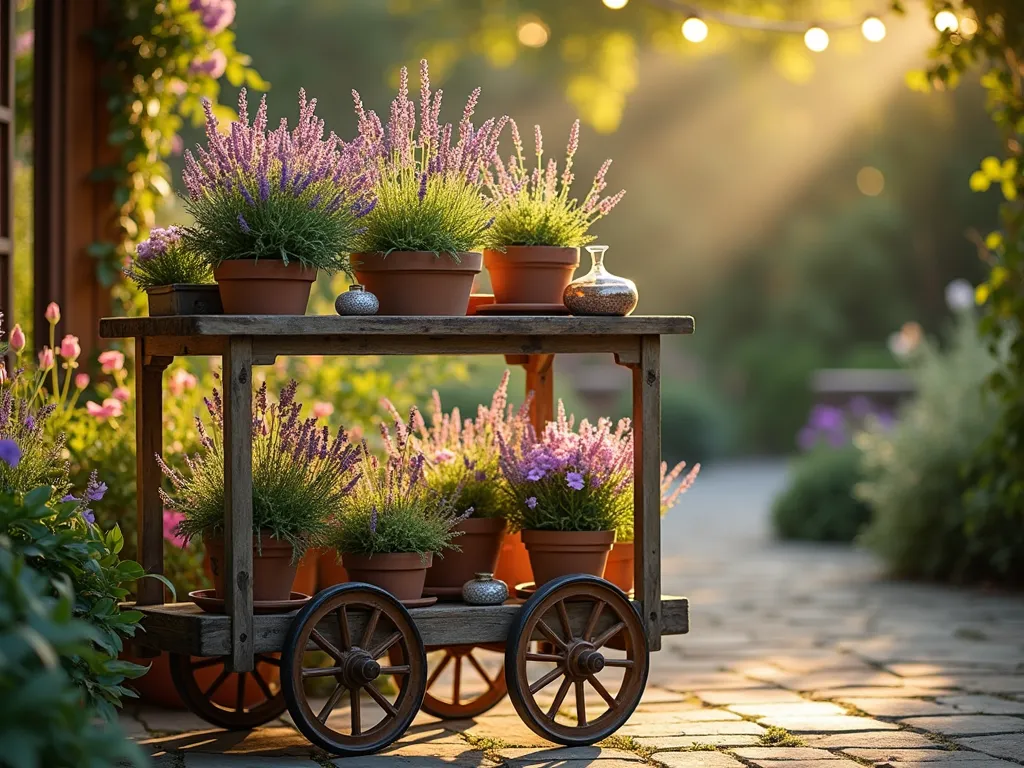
xmin=575 ymin=679 xmax=587 ymax=726
xmin=603 ymin=658 xmax=634 ymax=668
xmin=466 ymin=651 xmax=493 ymax=687
xmin=556 ymin=600 xmax=574 ymax=643
xmin=426 ymin=652 xmax=453 ymax=689
xmin=190 ymin=657 xmax=223 ymax=670
xmin=203 ymin=667 xmax=232 ymax=698
xmin=536 ymin=619 xmax=567 ymax=650
xmin=452 ymin=654 xmax=462 ymax=705
xmin=379 ymin=665 xmax=411 ymax=676
xmin=587 ymin=674 xmax=617 ymax=708
xmin=364 ymin=683 xmax=398 ymax=718
xmin=250 ymin=666 xmax=275 ymax=701
xmin=235 ymin=672 xmax=246 ymax=713
xmin=592 ymin=621 xmax=625 ymax=650
xmin=255 ymin=654 xmax=281 ymax=667
xmin=582 ymin=600 xmax=605 ymax=642
xmin=311 ymin=628 xmax=346 ymax=662
xmin=350 ymin=687 xmax=361 ymax=736
xmin=338 ymin=605 xmax=352 ymax=651
xmin=528 ymin=664 xmax=565 ymax=695
xmin=317 ymin=683 xmax=346 ymax=724
xmin=302 ymin=666 xmax=345 ymax=679
xmin=370 ymin=631 xmax=403 ymax=660
xmin=546 ymin=675 xmax=573 ymax=719
xmin=525 ymin=652 xmax=563 ymax=663
xmin=361 ymin=607 xmax=382 ymax=650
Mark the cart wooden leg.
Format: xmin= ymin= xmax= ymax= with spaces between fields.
xmin=525 ymin=354 xmax=554 ymax=432
xmin=224 ymin=337 xmax=254 ymax=672
xmin=632 ymin=335 xmax=662 ymax=650
xmin=134 ymin=338 xmax=171 ymax=610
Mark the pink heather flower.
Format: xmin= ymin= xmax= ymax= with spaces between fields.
xmin=14 ymin=30 xmax=33 ymax=58
xmin=112 ymin=386 xmax=131 ymax=403
xmin=137 ymin=226 xmax=185 ymax=261
xmin=168 ymin=369 xmax=198 ymax=396
xmin=434 ymin=448 xmax=456 ymax=464
xmin=163 ymin=510 xmax=188 ymax=549
xmin=9 ymin=323 xmax=25 ymax=351
xmin=311 ymin=401 xmax=334 ymax=419
xmin=59 ymin=334 xmax=81 ymax=360
xmin=168 ymin=79 xmax=188 ymax=97
xmin=98 ymin=350 xmax=125 ymax=373
xmin=45 ymin=302 xmax=60 ymax=324
xmin=171 ymin=135 xmax=184 ymax=156
xmin=86 ymin=398 xmax=124 ymax=420
xmin=190 ymin=0 xmax=236 ymax=33
xmin=75 ymin=373 xmax=90 ymax=390
xmin=38 ymin=347 xmax=55 ymax=370
xmin=566 ymin=471 xmax=585 ymax=491
xmin=526 ymin=496 xmax=538 ymax=509
xmin=189 ymin=49 xmax=227 ymax=79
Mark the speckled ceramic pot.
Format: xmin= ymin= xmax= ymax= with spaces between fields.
xmin=461 ymin=573 xmax=508 ymax=605
xmin=335 ymin=284 xmax=380 ymax=315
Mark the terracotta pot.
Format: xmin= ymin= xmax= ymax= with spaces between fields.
xmin=521 ymin=529 xmax=615 ymax=586
xmin=204 ymin=533 xmax=297 ymax=602
xmin=121 ymin=650 xmax=279 ymax=710
xmin=318 ymin=549 xmax=350 ymax=589
xmin=425 ymin=517 xmax=506 ymax=590
xmin=603 ymin=540 xmax=635 ymax=593
xmin=293 ymin=551 xmax=319 ymax=596
xmin=213 ymin=259 xmax=316 ymax=315
xmin=467 ymin=293 xmax=496 ymax=316
xmin=493 ymin=530 xmax=533 ymax=588
xmin=342 ymin=551 xmax=433 ymax=601
xmin=483 ymin=246 xmax=580 ymax=306
xmin=350 ymin=251 xmax=481 ymax=315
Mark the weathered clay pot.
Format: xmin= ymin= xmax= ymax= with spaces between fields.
xmin=342 ymin=551 xmax=433 ymax=601
xmin=213 ymin=259 xmax=316 ymax=315
xmin=602 ymin=540 xmax=635 ymax=593
xmin=424 ymin=517 xmax=506 ymax=591
xmin=493 ymin=530 xmax=533 ymax=588
xmin=350 ymin=251 xmax=481 ymax=315
xmin=521 ymin=529 xmax=615 ymax=586
xmin=204 ymin=532 xmax=297 ymax=602
xmin=318 ymin=549 xmax=350 ymax=589
xmin=483 ymin=246 xmax=580 ymax=306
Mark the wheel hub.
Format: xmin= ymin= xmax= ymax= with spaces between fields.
xmin=566 ymin=642 xmax=605 ymax=678
xmin=343 ymin=650 xmax=381 ymax=687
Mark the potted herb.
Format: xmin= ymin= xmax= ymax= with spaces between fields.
xmin=498 ymin=404 xmax=632 ymax=585
xmin=348 ymin=60 xmax=506 ymax=315
xmin=159 ymin=380 xmax=361 ymax=602
xmin=124 ymin=226 xmax=220 ymax=316
xmin=331 ymin=409 xmax=470 ymax=601
xmin=483 ymin=120 xmax=625 ymax=307
xmin=182 ymin=89 xmax=373 ymax=315
xmin=384 ymin=371 xmax=532 ymax=593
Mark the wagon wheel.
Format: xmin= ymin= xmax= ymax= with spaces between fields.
xmin=390 ymin=643 xmax=507 ymax=719
xmin=282 ymin=584 xmax=427 ymax=757
xmin=168 ymin=653 xmax=287 ymax=730
xmin=505 ymin=574 xmax=649 ymax=745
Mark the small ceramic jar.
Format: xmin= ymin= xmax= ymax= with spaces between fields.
xmin=461 ymin=572 xmax=508 ymax=606
xmin=335 ymin=284 xmax=380 ymax=316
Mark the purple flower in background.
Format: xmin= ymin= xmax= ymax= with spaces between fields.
xmin=0 ymin=439 xmax=20 ymax=467
xmin=566 ymin=472 xmax=585 ymax=491
xmin=808 ymin=405 xmax=844 ymax=432
xmin=527 ymin=468 xmax=545 ymax=482
xmin=190 ymin=0 xmax=236 ymax=33
xmin=369 ymin=505 xmax=378 ymax=535
xmin=137 ymin=226 xmax=184 ymax=261
xmin=61 ymin=494 xmax=76 ymax=503
xmin=526 ymin=496 xmax=537 ymax=509
xmin=189 ymin=49 xmax=227 ymax=79
xmin=238 ymin=214 xmax=251 ymax=234
xmin=81 ymin=508 xmax=96 ymax=526
xmin=84 ymin=471 xmax=107 ymax=502
xmin=474 ymin=469 xmax=487 ymax=482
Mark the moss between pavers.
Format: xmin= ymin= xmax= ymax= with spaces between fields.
xmin=755 ymin=726 xmax=806 ymax=747
xmin=460 ymin=732 xmax=512 ymax=762
xmin=600 ymin=734 xmax=657 ymax=759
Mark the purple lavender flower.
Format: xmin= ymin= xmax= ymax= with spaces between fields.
xmin=566 ymin=472 xmax=585 ymax=491
xmin=370 ymin=505 xmax=378 ymax=535
xmin=238 ymin=214 xmax=251 ymax=234
xmin=526 ymin=496 xmax=537 ymax=509
xmin=0 ymin=439 xmax=20 ymax=467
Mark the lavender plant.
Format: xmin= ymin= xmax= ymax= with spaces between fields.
xmin=349 ymin=60 xmax=507 ymax=258
xmin=159 ymin=380 xmax=361 ymax=557
xmin=332 ymin=409 xmax=470 ymax=558
xmin=484 ymin=119 xmax=625 ymax=248
xmin=124 ymin=225 xmax=213 ymax=290
xmin=182 ymin=89 xmax=374 ymax=274
xmin=383 ymin=371 xmax=532 ymax=520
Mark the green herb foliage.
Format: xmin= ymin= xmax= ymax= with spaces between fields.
xmin=125 ymin=234 xmax=213 ymax=291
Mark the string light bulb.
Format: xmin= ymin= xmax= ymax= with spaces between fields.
xmin=934 ymin=10 xmax=958 ymax=32
xmin=861 ymin=16 xmax=886 ymax=42
xmin=602 ymin=0 xmax=629 ymax=8
xmin=681 ymin=16 xmax=709 ymax=43
xmin=804 ymin=26 xmax=829 ymax=52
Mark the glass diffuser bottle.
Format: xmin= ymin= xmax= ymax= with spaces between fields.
xmin=562 ymin=245 xmax=638 ymax=316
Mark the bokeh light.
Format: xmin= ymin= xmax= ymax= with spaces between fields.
xmin=960 ymin=16 xmax=978 ymax=36
xmin=681 ymin=17 xmax=709 ymax=43
xmin=934 ymin=10 xmax=958 ymax=32
xmin=602 ymin=0 xmax=629 ymax=9
xmin=804 ymin=26 xmax=829 ymax=53
xmin=861 ymin=16 xmax=886 ymax=42
xmin=517 ymin=19 xmax=550 ymax=48
xmin=857 ymin=166 xmax=885 ymax=196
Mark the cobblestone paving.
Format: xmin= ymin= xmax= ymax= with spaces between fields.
xmin=123 ymin=462 xmax=1024 ymax=767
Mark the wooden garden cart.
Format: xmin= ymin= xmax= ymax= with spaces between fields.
xmin=100 ymin=315 xmax=693 ymax=757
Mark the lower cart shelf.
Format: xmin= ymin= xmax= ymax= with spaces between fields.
xmin=132 ymin=596 xmax=689 ymax=656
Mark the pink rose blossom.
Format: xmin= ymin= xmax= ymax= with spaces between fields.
xmin=75 ymin=373 xmax=90 ymax=389
xmin=60 ymin=334 xmax=81 ymax=360
xmin=86 ymin=398 xmax=124 ymax=420
xmin=163 ymin=510 xmax=188 ymax=549
xmin=113 ymin=386 xmax=131 ymax=402
xmin=168 ymin=369 xmax=198 ymax=396
xmin=9 ymin=324 xmax=25 ymax=351
xmin=98 ymin=350 xmax=125 ymax=373
xmin=44 ymin=302 xmax=60 ymax=324
xmin=38 ymin=347 xmax=55 ymax=369
xmin=189 ymin=49 xmax=227 ymax=79
xmin=311 ymin=401 xmax=334 ymax=419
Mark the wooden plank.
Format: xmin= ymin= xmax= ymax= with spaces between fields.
xmin=144 ymin=335 xmax=226 ymax=358
xmin=99 ymin=315 xmax=695 ymax=340
xmin=132 ymin=597 xmax=689 ymax=656
xmin=134 ymin=339 xmax=170 ymax=607
xmin=525 ymin=354 xmax=554 ymax=432
xmin=633 ymin=335 xmax=663 ymax=651
xmin=223 ymin=337 xmax=254 ymax=672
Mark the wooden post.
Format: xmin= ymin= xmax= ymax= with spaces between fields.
xmin=632 ymin=335 xmax=662 ymax=651
xmin=134 ymin=338 xmax=170 ymax=608
xmin=0 ymin=0 xmax=12 ymax=327
xmin=525 ymin=354 xmax=555 ymax=432
xmin=223 ymin=337 xmax=254 ymax=672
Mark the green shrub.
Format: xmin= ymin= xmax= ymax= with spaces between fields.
xmin=771 ymin=445 xmax=871 ymax=542
xmin=658 ymin=383 xmax=735 ymax=463
xmin=857 ymin=311 xmax=1010 ymax=582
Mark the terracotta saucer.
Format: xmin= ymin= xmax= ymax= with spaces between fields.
xmin=402 ymin=596 xmax=438 ymax=608
xmin=475 ymin=303 xmax=570 ymax=316
xmin=189 ymin=589 xmax=311 ymax=615
xmin=467 ymin=294 xmax=496 ymax=316
xmin=515 ymin=582 xmax=538 ymax=600
xmin=422 ymin=586 xmax=464 ymax=601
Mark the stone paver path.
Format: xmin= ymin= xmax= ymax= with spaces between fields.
xmin=124 ymin=461 xmax=1024 ymax=766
